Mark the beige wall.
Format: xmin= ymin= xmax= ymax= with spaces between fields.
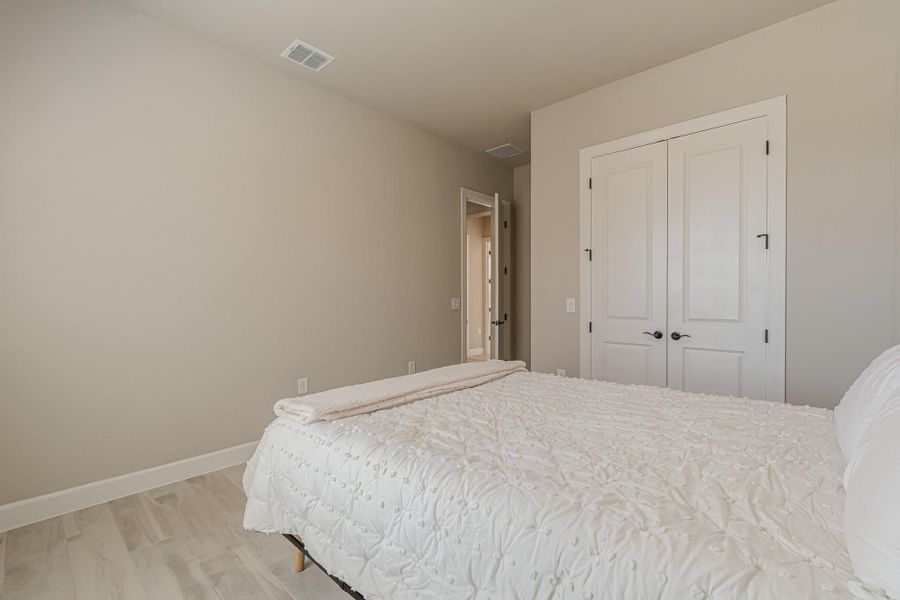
xmin=512 ymin=166 xmax=531 ymax=366
xmin=531 ymin=0 xmax=900 ymax=409
xmin=0 ymin=0 xmax=511 ymax=505
xmin=896 ymin=35 xmax=900 ymax=343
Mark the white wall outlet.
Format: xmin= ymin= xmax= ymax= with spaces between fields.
xmin=556 ymin=369 xmax=566 ymax=377
xmin=297 ymin=377 xmax=309 ymax=395
xmin=450 ymin=297 xmax=461 ymax=310
xmin=408 ymin=361 xmax=416 ymax=375
xmin=566 ymin=298 xmax=576 ymax=313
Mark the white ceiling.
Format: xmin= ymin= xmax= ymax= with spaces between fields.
xmin=115 ymin=0 xmax=836 ymax=166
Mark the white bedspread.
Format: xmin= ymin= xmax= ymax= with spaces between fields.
xmin=244 ymin=371 xmax=866 ymax=599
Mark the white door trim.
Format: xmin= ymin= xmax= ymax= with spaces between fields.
xmin=578 ymin=96 xmax=786 ymax=402
xmin=461 ymin=187 xmax=495 ymax=363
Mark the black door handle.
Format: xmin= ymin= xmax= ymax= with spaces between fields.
xmin=642 ymin=330 xmax=663 ymax=340
xmin=671 ymin=332 xmax=691 ymax=341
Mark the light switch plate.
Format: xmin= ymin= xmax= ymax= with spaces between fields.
xmin=566 ymin=298 xmax=576 ymax=313
xmin=297 ymin=377 xmax=309 ymax=395
xmin=408 ymin=361 xmax=416 ymax=375
xmin=556 ymin=369 xmax=566 ymax=377
xmin=451 ymin=297 xmax=461 ymax=310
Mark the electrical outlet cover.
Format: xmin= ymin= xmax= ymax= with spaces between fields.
xmin=408 ymin=361 xmax=416 ymax=375
xmin=297 ymin=377 xmax=309 ymax=395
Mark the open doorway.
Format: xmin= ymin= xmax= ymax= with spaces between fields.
xmin=465 ymin=208 xmax=491 ymax=361
xmin=460 ymin=188 xmax=510 ymax=363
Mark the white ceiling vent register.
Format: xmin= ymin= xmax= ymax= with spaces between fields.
xmin=486 ymin=143 xmax=525 ymax=159
xmin=281 ymin=39 xmax=335 ymax=72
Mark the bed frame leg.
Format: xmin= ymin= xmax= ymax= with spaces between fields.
xmin=293 ymin=547 xmax=306 ymax=572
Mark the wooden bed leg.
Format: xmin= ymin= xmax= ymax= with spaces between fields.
xmin=293 ymin=547 xmax=306 ymax=572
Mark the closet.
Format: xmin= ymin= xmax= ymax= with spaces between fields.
xmin=580 ymin=101 xmax=785 ymax=402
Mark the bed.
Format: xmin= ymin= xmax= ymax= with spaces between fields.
xmin=241 ymin=364 xmax=878 ymax=599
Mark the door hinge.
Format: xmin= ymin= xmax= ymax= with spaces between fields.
xmin=764 ymin=329 xmax=769 ymax=343
xmin=504 ymin=266 xmax=508 ymax=274
xmin=589 ymin=321 xmax=593 ymax=333
xmin=504 ymin=220 xmax=508 ymax=229
xmin=588 ymin=177 xmax=592 ymax=189
xmin=584 ymin=248 xmax=592 ymax=261
xmin=765 ymin=141 xmax=770 ymax=155
xmin=504 ymin=312 xmax=508 ymax=321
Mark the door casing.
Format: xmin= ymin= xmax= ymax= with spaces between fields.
xmin=460 ymin=188 xmax=510 ymax=363
xmin=578 ymin=96 xmax=786 ymax=402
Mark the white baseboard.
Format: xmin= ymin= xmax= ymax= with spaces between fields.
xmin=0 ymin=440 xmax=258 ymax=533
xmin=467 ymin=347 xmax=485 ymax=357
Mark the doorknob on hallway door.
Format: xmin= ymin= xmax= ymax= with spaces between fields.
xmin=670 ymin=332 xmax=691 ymax=340
xmin=642 ymin=330 xmax=663 ymax=339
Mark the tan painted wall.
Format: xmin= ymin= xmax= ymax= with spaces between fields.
xmin=531 ymin=0 xmax=900 ymax=408
xmin=0 ymin=0 xmax=511 ymax=504
xmin=512 ymin=166 xmax=531 ymax=366
xmin=895 ymin=34 xmax=900 ymax=343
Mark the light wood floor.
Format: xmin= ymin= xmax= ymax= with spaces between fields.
xmin=0 ymin=464 xmax=346 ymax=600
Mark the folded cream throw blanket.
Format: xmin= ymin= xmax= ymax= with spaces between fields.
xmin=274 ymin=360 xmax=527 ymax=424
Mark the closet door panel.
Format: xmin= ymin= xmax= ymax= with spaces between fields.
xmin=667 ymin=118 xmax=769 ymax=400
xmin=590 ymin=142 xmax=667 ymax=386
xmin=683 ymin=146 xmax=742 ymax=322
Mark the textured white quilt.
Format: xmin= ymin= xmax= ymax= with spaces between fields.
xmin=244 ymin=371 xmax=866 ymax=599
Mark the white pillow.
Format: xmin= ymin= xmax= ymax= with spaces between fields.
xmin=834 ymin=344 xmax=900 ymax=463
xmin=843 ymin=395 xmax=900 ymax=599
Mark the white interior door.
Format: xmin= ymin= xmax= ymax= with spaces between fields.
xmin=667 ymin=117 xmax=769 ymax=399
xmin=490 ymin=194 xmax=506 ymax=358
xmin=483 ymin=238 xmax=492 ymax=358
xmin=590 ymin=142 xmax=668 ymax=385
xmin=498 ymin=198 xmax=511 ymax=359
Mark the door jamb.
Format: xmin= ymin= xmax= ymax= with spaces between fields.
xmin=578 ymin=96 xmax=786 ymax=402
xmin=460 ymin=188 xmax=495 ymax=364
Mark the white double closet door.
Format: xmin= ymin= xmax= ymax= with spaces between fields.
xmin=590 ymin=117 xmax=770 ymax=400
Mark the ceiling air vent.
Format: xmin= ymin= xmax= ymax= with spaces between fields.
xmin=281 ymin=39 xmax=335 ymax=72
xmin=486 ymin=143 xmax=525 ymax=159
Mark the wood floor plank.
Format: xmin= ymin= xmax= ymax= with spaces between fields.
xmin=219 ymin=464 xmax=246 ymax=490
xmin=3 ymin=467 xmax=347 ymax=600
xmin=109 ymin=493 xmax=176 ymax=552
xmin=184 ymin=473 xmax=247 ymax=524
xmin=63 ymin=504 xmax=149 ymax=600
xmin=3 ymin=517 xmax=76 ymax=600
xmin=200 ymin=546 xmax=291 ymax=600
xmin=144 ymin=481 xmax=242 ymax=563
xmin=62 ymin=503 xmax=109 ymax=538
xmin=131 ymin=537 xmax=219 ymax=600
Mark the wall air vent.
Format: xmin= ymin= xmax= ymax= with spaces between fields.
xmin=281 ymin=39 xmax=335 ymax=72
xmin=486 ymin=143 xmax=525 ymax=159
